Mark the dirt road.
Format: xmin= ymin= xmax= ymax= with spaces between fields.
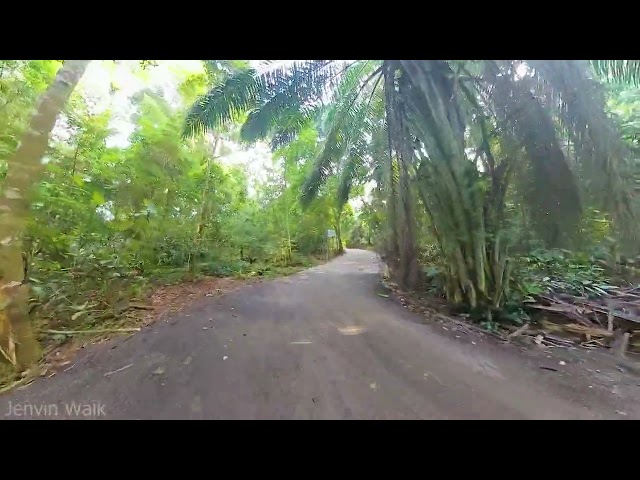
xmin=1 ymin=249 xmax=636 ymax=419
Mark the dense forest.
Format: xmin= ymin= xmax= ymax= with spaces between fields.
xmin=1 ymin=59 xmax=639 ymax=385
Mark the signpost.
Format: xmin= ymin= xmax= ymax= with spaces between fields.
xmin=326 ymin=229 xmax=336 ymax=261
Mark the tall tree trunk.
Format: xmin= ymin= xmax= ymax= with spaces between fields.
xmin=0 ymin=60 xmax=90 ymax=368
xmin=382 ymin=63 xmax=400 ymax=274
xmin=394 ymin=103 xmax=420 ymax=290
xmin=283 ymin=159 xmax=292 ymax=262
xmin=396 ymin=151 xmax=420 ymax=289
xmin=384 ymin=62 xmax=419 ymax=290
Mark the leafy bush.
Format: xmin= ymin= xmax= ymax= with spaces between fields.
xmin=511 ymin=248 xmax=615 ymax=302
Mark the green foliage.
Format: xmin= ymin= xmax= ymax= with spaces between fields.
xmin=0 ymin=61 xmax=347 ymax=347
xmin=511 ymin=248 xmax=614 ymax=302
xmin=0 ymin=60 xmax=62 ymax=167
xmin=183 ymin=61 xmax=339 ymax=142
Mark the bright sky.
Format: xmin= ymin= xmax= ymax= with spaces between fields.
xmin=74 ymin=60 xmax=366 ymax=209
xmin=75 ymin=60 xmax=275 ymax=186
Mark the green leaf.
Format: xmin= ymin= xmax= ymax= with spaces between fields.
xmin=92 ymin=191 xmax=105 ymax=205
xmin=72 ymin=174 xmax=85 ymax=187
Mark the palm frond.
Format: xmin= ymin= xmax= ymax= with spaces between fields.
xmin=336 ymin=139 xmax=369 ymax=208
xmin=184 ymin=61 xmax=336 ymax=140
xmin=301 ymin=62 xmax=382 ymax=206
xmin=183 ymin=68 xmax=261 ymax=138
xmin=490 ymin=66 xmax=583 ymax=247
xmin=529 ymin=60 xmax=636 ymax=241
xmin=590 ymin=60 xmax=640 ymax=87
xmin=269 ymin=104 xmax=320 ymax=150
xmin=239 ymin=61 xmax=337 ymax=144
xmin=336 ymin=74 xmax=386 ymax=207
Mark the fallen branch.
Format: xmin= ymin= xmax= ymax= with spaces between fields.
xmin=104 ymin=363 xmax=133 ymax=377
xmin=574 ymin=302 xmax=640 ymax=325
xmin=536 ymin=335 xmax=574 ymax=348
xmin=528 ymin=303 xmax=596 ymax=327
xmin=0 ymin=366 xmax=41 ymax=394
xmin=613 ymin=332 xmax=631 ymax=358
xmin=562 ymin=323 xmax=613 ymax=338
xmin=0 ymin=343 xmax=16 ymax=366
xmin=508 ymin=323 xmax=529 ymax=339
xmin=542 ymin=333 xmax=575 ymax=346
xmin=127 ymin=303 xmax=154 ymax=310
xmin=0 ymin=376 xmax=33 ymax=395
xmin=41 ymin=327 xmax=141 ymax=336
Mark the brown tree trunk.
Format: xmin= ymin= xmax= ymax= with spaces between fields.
xmin=382 ymin=63 xmax=400 ymax=274
xmin=384 ymin=62 xmax=419 ymax=290
xmin=0 ymin=60 xmax=90 ymax=368
xmin=397 ymin=153 xmax=420 ymax=289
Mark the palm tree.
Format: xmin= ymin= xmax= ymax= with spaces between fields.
xmin=183 ymin=59 xmax=637 ymax=311
xmin=0 ymin=60 xmax=90 ymax=367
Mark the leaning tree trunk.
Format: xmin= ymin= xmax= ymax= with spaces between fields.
xmin=0 ymin=60 xmax=90 ymax=368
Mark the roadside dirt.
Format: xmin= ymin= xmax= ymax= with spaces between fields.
xmin=382 ymin=281 xmax=640 ymax=418
xmin=0 ymin=276 xmax=259 ymax=392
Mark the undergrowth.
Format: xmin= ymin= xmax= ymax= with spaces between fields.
xmin=418 ymin=245 xmax=623 ymax=330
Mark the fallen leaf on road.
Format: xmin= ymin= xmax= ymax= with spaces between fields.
xmin=377 ymin=293 xmax=389 ymax=298
xmin=152 ymin=367 xmax=165 ymax=375
xmin=337 ymin=326 xmax=366 ymax=335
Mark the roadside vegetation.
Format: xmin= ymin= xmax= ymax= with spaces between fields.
xmin=0 ymin=60 xmax=347 ymax=387
xmin=1 ymin=59 xmax=640 ymax=389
